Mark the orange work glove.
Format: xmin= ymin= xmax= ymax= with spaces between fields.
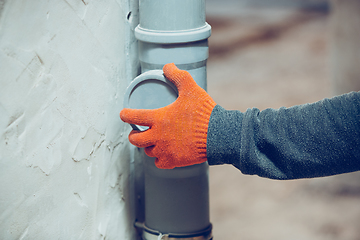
xmin=120 ymin=63 xmax=217 ymax=169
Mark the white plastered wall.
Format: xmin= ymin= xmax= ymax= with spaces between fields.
xmin=0 ymin=0 xmax=139 ymax=239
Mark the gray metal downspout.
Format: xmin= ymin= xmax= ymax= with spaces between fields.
xmin=125 ymin=1 xmax=212 ymax=239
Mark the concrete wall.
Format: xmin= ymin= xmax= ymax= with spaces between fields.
xmin=330 ymin=0 xmax=360 ymax=95
xmin=0 ymin=0 xmax=139 ymax=239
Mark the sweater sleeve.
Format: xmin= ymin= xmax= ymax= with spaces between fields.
xmin=206 ymin=91 xmax=360 ymax=180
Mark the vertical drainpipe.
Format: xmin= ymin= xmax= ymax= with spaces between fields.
xmin=125 ymin=0 xmax=212 ymax=239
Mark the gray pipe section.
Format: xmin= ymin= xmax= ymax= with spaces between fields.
xmin=131 ymin=0 xmax=212 ymax=239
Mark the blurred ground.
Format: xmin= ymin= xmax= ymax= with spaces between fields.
xmin=206 ymin=2 xmax=360 ymax=240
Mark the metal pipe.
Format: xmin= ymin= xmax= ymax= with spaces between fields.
xmin=126 ymin=0 xmax=212 ymax=239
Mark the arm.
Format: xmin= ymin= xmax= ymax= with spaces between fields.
xmin=120 ymin=63 xmax=360 ymax=179
xmin=207 ymin=92 xmax=360 ymax=179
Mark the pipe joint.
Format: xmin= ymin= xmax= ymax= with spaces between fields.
xmin=135 ymin=0 xmax=211 ymax=89
xmin=135 ymin=23 xmax=211 ymax=44
xmin=136 ymin=222 xmax=213 ymax=240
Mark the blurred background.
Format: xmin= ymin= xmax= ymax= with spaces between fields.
xmin=205 ymin=0 xmax=360 ymax=239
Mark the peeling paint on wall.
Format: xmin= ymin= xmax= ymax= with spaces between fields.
xmin=0 ymin=0 xmax=139 ymax=239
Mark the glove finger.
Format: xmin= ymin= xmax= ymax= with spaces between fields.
xmin=128 ymin=129 xmax=156 ymax=148
xmin=155 ymin=157 xmax=175 ymax=169
xmin=163 ymin=63 xmax=196 ymax=93
xmin=144 ymin=145 xmax=156 ymax=158
xmin=120 ymin=108 xmax=156 ymax=127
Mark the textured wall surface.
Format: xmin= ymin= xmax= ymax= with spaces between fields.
xmin=0 ymin=0 xmax=138 ymax=239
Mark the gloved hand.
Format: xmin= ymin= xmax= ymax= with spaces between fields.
xmin=120 ymin=63 xmax=216 ymax=169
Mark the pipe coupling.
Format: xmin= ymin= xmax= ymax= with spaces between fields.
xmin=136 ymin=222 xmax=213 ymax=240
xmin=143 ymin=232 xmax=213 ymax=240
xmin=136 ymin=0 xmax=211 ymax=44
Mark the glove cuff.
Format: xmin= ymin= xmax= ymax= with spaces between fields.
xmin=193 ymin=98 xmax=217 ymax=163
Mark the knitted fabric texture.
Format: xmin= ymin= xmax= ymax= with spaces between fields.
xmin=120 ymin=63 xmax=216 ymax=169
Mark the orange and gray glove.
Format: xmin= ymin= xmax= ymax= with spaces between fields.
xmin=120 ymin=63 xmax=216 ymax=169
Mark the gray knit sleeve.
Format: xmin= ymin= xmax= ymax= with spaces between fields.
xmin=207 ymin=91 xmax=360 ymax=180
